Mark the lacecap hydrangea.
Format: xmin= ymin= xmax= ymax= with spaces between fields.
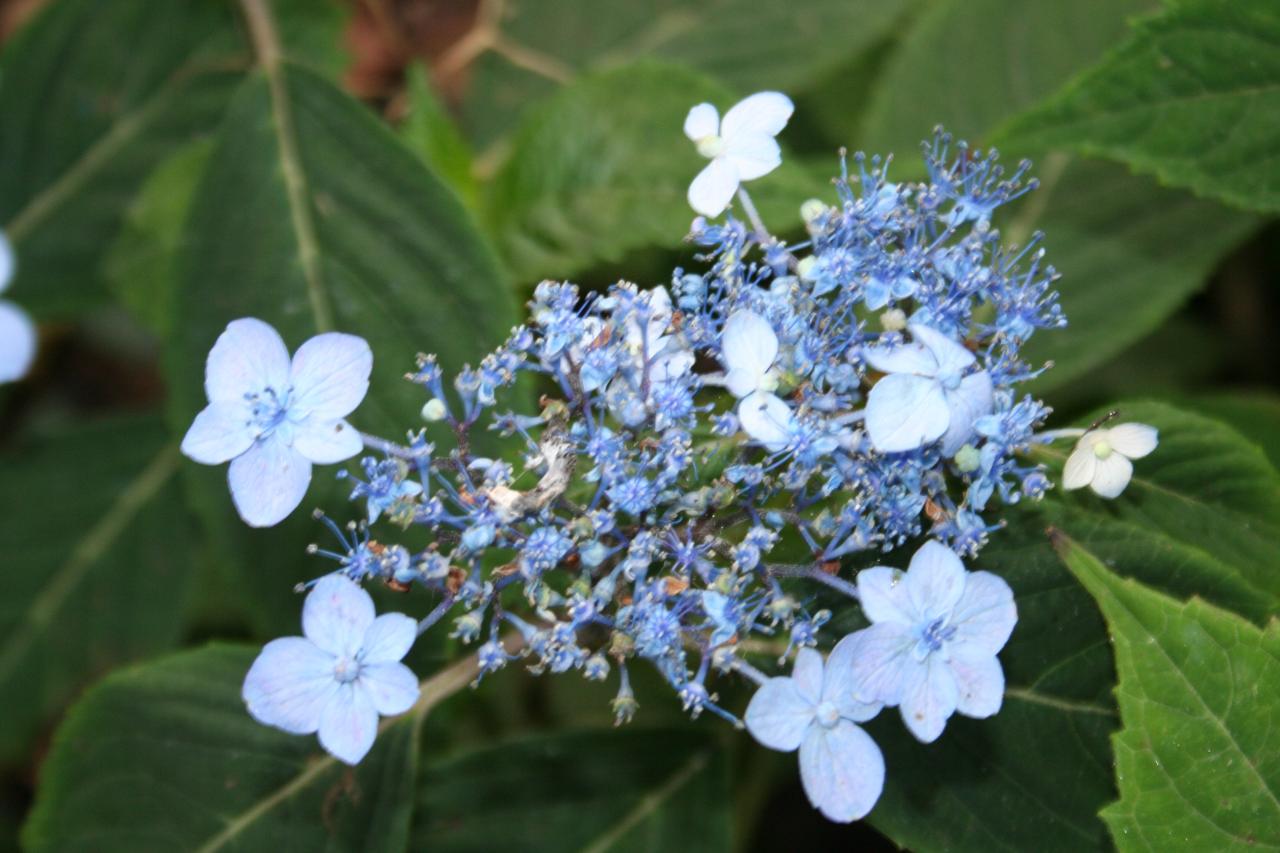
xmin=180 ymin=92 xmax=1158 ymax=823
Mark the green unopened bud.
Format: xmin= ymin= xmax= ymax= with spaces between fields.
xmin=880 ymin=308 xmax=907 ymax=332
xmin=800 ymin=198 xmax=828 ymax=223
xmin=796 ymin=255 xmax=819 ymax=281
xmin=421 ymin=398 xmax=447 ymax=421
xmin=954 ymin=444 xmax=981 ymax=472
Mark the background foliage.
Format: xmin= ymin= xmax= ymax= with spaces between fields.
xmin=1 ymin=0 xmax=1277 ymax=850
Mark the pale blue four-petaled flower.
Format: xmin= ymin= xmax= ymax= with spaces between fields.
xmin=745 ymin=641 xmax=885 ymax=823
xmin=863 ymin=323 xmax=993 ymax=455
xmin=242 ymin=574 xmax=420 ymax=765
xmin=181 ymin=317 xmax=372 ymax=527
xmin=0 ymin=231 xmax=36 ymax=384
xmin=720 ymin=309 xmax=794 ymax=452
xmin=846 ymin=540 xmax=1016 ymax=743
xmin=684 ymin=92 xmax=794 ymax=217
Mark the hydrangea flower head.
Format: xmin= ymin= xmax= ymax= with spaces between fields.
xmin=745 ymin=641 xmax=885 ymax=822
xmin=181 ymin=318 xmax=372 ymax=527
xmin=1062 ymin=422 xmax=1157 ymax=498
xmin=684 ymin=92 xmax=793 ymax=216
xmin=242 ymin=574 xmax=419 ymax=764
xmin=847 ymin=541 xmax=1016 ymax=743
xmin=864 ymin=323 xmax=993 ymax=455
xmin=0 ymin=231 xmax=36 ymax=384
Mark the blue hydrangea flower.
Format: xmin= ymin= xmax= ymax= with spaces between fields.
xmin=863 ymin=323 xmax=993 ymax=455
xmin=242 ymin=575 xmax=419 ymax=764
xmin=684 ymin=92 xmax=794 ymax=216
xmin=0 ymin=231 xmax=36 ymax=384
xmin=720 ymin=310 xmax=793 ymax=451
xmin=847 ymin=541 xmax=1016 ymax=743
xmin=181 ymin=318 xmax=372 ymax=527
xmin=745 ymin=642 xmax=885 ymax=822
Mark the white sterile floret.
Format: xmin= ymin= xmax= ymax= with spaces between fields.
xmin=721 ymin=309 xmax=793 ymax=452
xmin=1062 ymin=423 xmax=1158 ymax=499
xmin=0 ymin=231 xmax=36 ymax=384
xmin=684 ymin=92 xmax=794 ymax=217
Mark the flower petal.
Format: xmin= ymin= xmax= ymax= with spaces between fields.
xmin=721 ymin=310 xmax=777 ymax=387
xmin=725 ymin=133 xmax=782 ymax=181
xmin=846 ymin=623 xmax=915 ymax=706
xmin=1091 ymin=451 xmax=1134 ymax=498
xmin=949 ymin=647 xmax=1005 ymax=719
xmin=798 ymin=720 xmax=885 ymax=823
xmin=205 ymin=318 xmax=291 ymax=403
xmin=359 ymin=661 xmax=420 ymax=716
xmin=1106 ymin=423 xmax=1158 ymax=459
xmin=289 ymin=332 xmax=372 ymax=420
xmin=856 ymin=566 xmax=916 ymax=625
xmin=683 ymin=102 xmax=719 ymax=141
xmin=905 ymin=540 xmax=966 ymax=621
xmin=862 ymin=341 xmax=937 ymax=377
xmin=181 ymin=402 xmax=255 ymax=464
xmin=792 ymin=646 xmax=824 ymax=705
xmin=737 ymin=391 xmax=793 ymax=452
xmin=292 ymin=417 xmax=363 ymax=464
xmin=939 ymin=371 xmax=994 ymax=456
xmin=823 ymin=634 xmax=885 ymax=722
xmin=721 ymin=91 xmax=794 ymax=140
xmin=318 ymin=683 xmax=379 ymax=765
xmin=899 ymin=655 xmax=958 ymax=743
xmin=0 ymin=231 xmax=14 ymax=293
xmin=242 ymin=637 xmax=336 ymax=735
xmin=228 ymin=436 xmax=312 ymax=527
xmin=908 ymin=323 xmax=974 ymax=377
xmin=688 ymin=156 xmax=740 ymax=217
xmin=304 ymin=574 xmax=376 ymax=657
xmin=0 ymin=301 xmax=36 ymax=383
xmin=951 ymin=570 xmax=1017 ymax=655
xmin=1061 ymin=444 xmax=1096 ymax=490
xmin=865 ymin=373 xmax=950 ymax=453
xmin=745 ymin=677 xmax=815 ymax=752
xmin=360 ymin=612 xmax=418 ymax=664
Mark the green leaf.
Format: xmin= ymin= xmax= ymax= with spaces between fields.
xmin=23 ymin=643 xmax=480 ymax=852
xmin=399 ymin=64 xmax=478 ymax=208
xmin=0 ymin=416 xmax=190 ymax=765
xmin=999 ymin=0 xmax=1280 ymax=214
xmin=1177 ymin=391 xmax=1280 ymax=470
xmin=487 ymin=62 xmax=821 ymax=283
xmin=1051 ymin=532 xmax=1280 ymax=851
xmin=414 ymin=728 xmax=732 ymax=852
xmin=456 ymin=0 xmax=916 ymax=147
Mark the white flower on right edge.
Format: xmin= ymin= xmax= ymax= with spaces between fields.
xmin=0 ymin=231 xmax=36 ymax=384
xmin=684 ymin=92 xmax=794 ymax=217
xmin=1062 ymin=423 xmax=1158 ymax=498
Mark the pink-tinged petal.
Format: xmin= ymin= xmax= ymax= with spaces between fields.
xmin=939 ymin=371 xmax=994 ymax=456
xmin=865 ymin=373 xmax=950 ymax=453
xmin=856 ymin=566 xmax=917 ymax=625
xmin=318 ymin=683 xmax=378 ymax=765
xmin=721 ymin=91 xmax=794 ymax=140
xmin=360 ymin=612 xmax=417 ymax=664
xmin=1090 ymin=452 xmax=1133 ymax=498
xmin=949 ymin=647 xmax=1004 ymax=719
xmin=181 ymin=402 xmax=255 ymax=465
xmin=292 ymin=417 xmax=363 ymax=464
xmin=683 ymin=102 xmax=719 ymax=141
xmin=951 ymin=570 xmax=1017 ymax=655
xmin=908 ymin=323 xmax=974 ymax=376
xmin=725 ymin=133 xmax=782 ymax=181
xmin=228 ymin=436 xmax=312 ymax=527
xmin=242 ymin=637 xmax=336 ymax=735
xmin=745 ymin=677 xmax=815 ymax=752
xmin=823 ymin=634 xmax=885 ymax=723
xmin=721 ymin=310 xmax=778 ymax=386
xmin=737 ymin=391 xmax=793 ymax=452
xmin=791 ymin=646 xmax=824 ymax=705
xmin=846 ymin=623 xmax=915 ymax=706
xmin=304 ymin=574 xmax=376 ymax=657
xmin=862 ymin=341 xmax=937 ymax=376
xmin=1106 ymin=423 xmax=1158 ymax=459
xmin=0 ymin=231 xmax=14 ymax=293
xmin=904 ymin=541 xmax=966 ymax=621
xmin=358 ymin=661 xmax=420 ymax=716
xmin=798 ymin=720 xmax=885 ymax=823
xmin=289 ymin=332 xmax=372 ymax=420
xmin=688 ymin=157 xmax=740 ymax=217
xmin=205 ymin=318 xmax=291 ymax=403
xmin=899 ymin=655 xmax=958 ymax=743
xmin=0 ymin=301 xmax=36 ymax=383
xmin=1061 ymin=444 xmax=1096 ymax=491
